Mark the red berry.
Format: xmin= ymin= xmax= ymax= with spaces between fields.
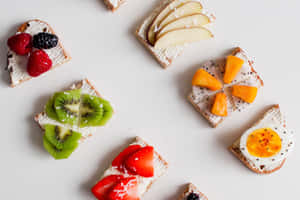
xmin=27 ymin=50 xmax=52 ymax=77
xmin=91 ymin=175 xmax=124 ymax=200
xmin=108 ymin=177 xmax=139 ymax=200
xmin=125 ymin=146 xmax=154 ymax=177
xmin=7 ymin=33 xmax=32 ymax=55
xmin=112 ymin=145 xmax=142 ymax=174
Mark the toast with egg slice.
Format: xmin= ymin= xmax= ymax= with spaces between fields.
xmin=135 ymin=0 xmax=215 ymax=68
xmin=188 ymin=47 xmax=263 ymax=127
xmin=6 ymin=19 xmax=71 ymax=87
xmin=34 ymin=79 xmax=110 ymax=143
xmin=229 ymin=104 xmax=294 ymax=174
xmin=179 ymin=183 xmax=208 ymax=200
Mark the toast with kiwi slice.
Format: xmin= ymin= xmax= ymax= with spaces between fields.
xmin=35 ymin=79 xmax=114 ymax=159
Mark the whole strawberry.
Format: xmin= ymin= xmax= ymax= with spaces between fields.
xmin=27 ymin=50 xmax=52 ymax=77
xmin=7 ymin=33 xmax=32 ymax=55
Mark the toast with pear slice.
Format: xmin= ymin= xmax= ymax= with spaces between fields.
xmin=135 ymin=0 xmax=215 ymax=68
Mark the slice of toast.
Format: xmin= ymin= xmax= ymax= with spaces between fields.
xmin=100 ymin=136 xmax=168 ymax=198
xmin=103 ymin=0 xmax=124 ymax=11
xmin=34 ymin=79 xmax=108 ymax=142
xmin=135 ymin=0 xmax=215 ymax=69
xmin=188 ymin=47 xmax=263 ymax=127
xmin=6 ymin=19 xmax=71 ymax=87
xmin=229 ymin=105 xmax=294 ymax=174
xmin=179 ymin=183 xmax=208 ymax=200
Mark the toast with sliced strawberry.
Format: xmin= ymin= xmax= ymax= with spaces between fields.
xmin=92 ymin=137 xmax=168 ymax=199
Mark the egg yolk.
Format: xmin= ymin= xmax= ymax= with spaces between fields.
xmin=246 ymin=128 xmax=282 ymax=158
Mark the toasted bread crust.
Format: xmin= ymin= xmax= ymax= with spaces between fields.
xmin=34 ymin=79 xmax=103 ymax=142
xmin=8 ymin=19 xmax=71 ymax=87
xmin=103 ymin=0 xmax=124 ymax=11
xmin=228 ymin=104 xmax=287 ymax=174
xmin=187 ymin=93 xmax=221 ymax=128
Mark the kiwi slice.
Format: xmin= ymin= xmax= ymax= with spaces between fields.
xmin=54 ymin=89 xmax=81 ymax=125
xmin=43 ymin=135 xmax=78 ymax=160
xmin=79 ymin=94 xmax=113 ymax=127
xmin=45 ymin=94 xmax=59 ymax=120
xmin=44 ymin=124 xmax=81 ymax=150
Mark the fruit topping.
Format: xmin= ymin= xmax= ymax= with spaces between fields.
xmin=154 ymin=26 xmax=213 ymax=49
xmin=232 ymin=85 xmax=258 ymax=103
xmin=43 ymin=125 xmax=81 ymax=160
xmin=79 ymin=94 xmax=113 ymax=127
xmin=187 ymin=192 xmax=200 ymax=200
xmin=32 ymin=32 xmax=58 ymax=49
xmin=92 ymin=175 xmax=124 ymax=200
xmin=108 ymin=177 xmax=139 ymax=200
xmin=246 ymin=128 xmax=282 ymax=158
xmin=27 ymin=50 xmax=52 ymax=77
xmin=7 ymin=33 xmax=32 ymax=55
xmin=223 ymin=55 xmax=244 ymax=84
xmin=192 ymin=69 xmax=222 ymax=91
xmin=211 ymin=92 xmax=228 ymax=116
xmin=125 ymin=146 xmax=154 ymax=177
xmin=54 ymin=89 xmax=81 ymax=125
xmin=44 ymin=124 xmax=81 ymax=150
xmin=112 ymin=145 xmax=142 ymax=174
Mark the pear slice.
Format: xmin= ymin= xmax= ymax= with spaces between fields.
xmin=156 ymin=13 xmax=211 ymax=39
xmin=154 ymin=26 xmax=213 ymax=49
xmin=158 ymin=1 xmax=203 ymax=32
xmin=147 ymin=0 xmax=196 ymax=45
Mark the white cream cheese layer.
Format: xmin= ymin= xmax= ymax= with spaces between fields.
xmin=102 ymin=138 xmax=168 ymax=197
xmin=36 ymin=80 xmax=99 ymax=139
xmin=7 ymin=20 xmax=68 ymax=86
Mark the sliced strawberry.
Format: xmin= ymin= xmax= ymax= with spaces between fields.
xmin=124 ymin=146 xmax=154 ymax=177
xmin=91 ymin=175 xmax=124 ymax=200
xmin=108 ymin=177 xmax=139 ymax=200
xmin=112 ymin=145 xmax=142 ymax=174
xmin=27 ymin=50 xmax=52 ymax=77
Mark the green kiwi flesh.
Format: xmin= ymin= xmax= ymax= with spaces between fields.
xmin=45 ymin=94 xmax=59 ymax=121
xmin=44 ymin=124 xmax=81 ymax=150
xmin=79 ymin=94 xmax=113 ymax=127
xmin=54 ymin=89 xmax=81 ymax=125
xmin=43 ymin=135 xmax=79 ymax=160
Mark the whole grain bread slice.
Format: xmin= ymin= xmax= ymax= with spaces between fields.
xmin=228 ymin=104 xmax=287 ymax=174
xmin=100 ymin=136 xmax=168 ymax=197
xmin=7 ymin=19 xmax=71 ymax=87
xmin=34 ymin=79 xmax=109 ymax=142
xmin=179 ymin=183 xmax=208 ymax=200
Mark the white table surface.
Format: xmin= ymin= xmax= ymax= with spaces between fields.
xmin=1 ymin=0 xmax=299 ymax=199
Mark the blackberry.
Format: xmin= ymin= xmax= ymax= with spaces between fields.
xmin=33 ymin=32 xmax=58 ymax=49
xmin=187 ymin=193 xmax=200 ymax=200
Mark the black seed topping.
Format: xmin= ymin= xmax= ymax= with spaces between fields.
xmin=260 ymin=165 xmax=265 ymax=170
xmin=27 ymin=23 xmax=30 ymax=27
xmin=8 ymin=54 xmax=13 ymax=58
xmin=187 ymin=192 xmax=200 ymax=200
xmin=32 ymin=32 xmax=58 ymax=49
xmin=43 ymin=28 xmax=47 ymax=32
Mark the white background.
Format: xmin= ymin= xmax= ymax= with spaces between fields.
xmin=0 ymin=0 xmax=299 ymax=199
